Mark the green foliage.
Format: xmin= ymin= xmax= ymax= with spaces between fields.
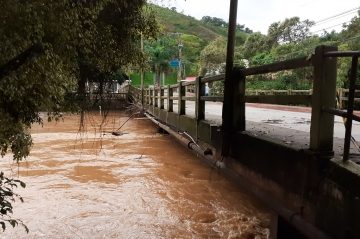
xmin=241 ymin=33 xmax=271 ymax=59
xmin=0 ymin=172 xmax=28 ymax=233
xmin=267 ymin=17 xmax=314 ymax=44
xmin=153 ymin=5 xmax=220 ymax=42
xmin=199 ymin=37 xmax=227 ymax=75
xmin=337 ymin=11 xmax=360 ymax=88
xmin=180 ymin=34 xmax=206 ymax=75
xmin=151 ymin=5 xmax=250 ymax=45
xmin=0 ymin=0 xmax=158 ymax=232
xmin=341 ymin=10 xmax=360 ymax=50
xmin=143 ymin=5 xmax=250 ymax=80
xmin=250 ymin=52 xmax=274 ymax=66
xmin=210 ymin=81 xmax=224 ymax=96
xmin=145 ymin=34 xmax=178 ymax=85
xmin=130 ymin=72 xmax=177 ymax=86
xmin=201 ymin=16 xmax=228 ymax=27
xmin=247 ymin=73 xmax=312 ymax=90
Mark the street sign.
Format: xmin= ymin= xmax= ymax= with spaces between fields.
xmin=169 ymin=59 xmax=180 ymax=68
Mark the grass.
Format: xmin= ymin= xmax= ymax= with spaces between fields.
xmin=130 ymin=72 xmax=178 ymax=86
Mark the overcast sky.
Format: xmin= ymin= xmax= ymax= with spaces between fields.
xmin=151 ymin=0 xmax=359 ymax=34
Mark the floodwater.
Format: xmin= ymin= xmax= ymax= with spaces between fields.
xmin=0 ymin=111 xmax=270 ymax=238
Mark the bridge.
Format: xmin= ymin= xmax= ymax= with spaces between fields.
xmin=123 ymin=45 xmax=360 ymax=239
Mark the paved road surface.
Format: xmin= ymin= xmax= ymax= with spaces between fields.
xmin=171 ymin=101 xmax=360 ymax=157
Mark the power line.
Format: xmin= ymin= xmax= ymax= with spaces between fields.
xmin=312 ymin=10 xmax=358 ymax=27
xmin=311 ymin=21 xmax=351 ymax=34
xmin=314 ymin=6 xmax=359 ymax=25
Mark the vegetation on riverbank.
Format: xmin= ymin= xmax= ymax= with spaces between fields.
xmin=141 ymin=6 xmax=359 ymax=92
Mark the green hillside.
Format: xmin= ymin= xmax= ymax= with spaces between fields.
xmin=131 ymin=5 xmax=251 ymax=86
xmin=152 ymin=5 xmax=249 ymax=45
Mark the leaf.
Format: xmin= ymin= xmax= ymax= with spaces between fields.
xmin=0 ymin=222 xmax=5 ymax=231
xmin=20 ymin=181 xmax=26 ymax=188
xmin=23 ymin=224 xmax=29 ymax=233
xmin=8 ymin=219 xmax=17 ymax=228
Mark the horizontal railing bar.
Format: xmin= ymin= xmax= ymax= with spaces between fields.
xmin=182 ymin=81 xmax=196 ymax=86
xmin=291 ymin=90 xmax=312 ymax=93
xmin=182 ymin=96 xmax=196 ymax=101
xmin=339 ymin=90 xmax=360 ymax=93
xmin=324 ymin=51 xmax=360 ymax=57
xmin=201 ymin=96 xmax=224 ymax=102
xmin=340 ymin=97 xmax=360 ymax=101
xmin=322 ymin=108 xmax=360 ymax=122
xmin=170 ymin=84 xmax=179 ymax=89
xmin=242 ymin=56 xmax=312 ymax=76
xmin=201 ymin=74 xmax=225 ymax=83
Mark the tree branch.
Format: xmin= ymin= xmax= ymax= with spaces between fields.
xmin=0 ymin=44 xmax=44 ymax=80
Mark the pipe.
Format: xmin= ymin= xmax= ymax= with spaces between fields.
xmin=144 ymin=113 xmax=218 ymax=167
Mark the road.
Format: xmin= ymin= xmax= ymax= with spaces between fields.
xmin=172 ymin=101 xmax=360 ymax=156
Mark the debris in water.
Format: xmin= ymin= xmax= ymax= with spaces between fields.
xmin=112 ymin=131 xmax=126 ymax=136
xmin=102 ymin=131 xmax=128 ymax=136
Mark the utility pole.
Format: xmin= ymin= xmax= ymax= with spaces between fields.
xmin=177 ymin=42 xmax=183 ymax=82
xmin=140 ymin=32 xmax=144 ymax=107
xmin=221 ymin=0 xmax=239 ymax=157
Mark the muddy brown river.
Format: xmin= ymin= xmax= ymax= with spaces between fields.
xmin=0 ymin=112 xmax=270 ymax=238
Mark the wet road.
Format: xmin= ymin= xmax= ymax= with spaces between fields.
xmin=0 ymin=112 xmax=269 ymax=238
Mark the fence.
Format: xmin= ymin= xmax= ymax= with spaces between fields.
xmin=129 ymin=46 xmax=360 ymax=161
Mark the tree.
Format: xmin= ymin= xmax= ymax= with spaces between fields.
xmin=0 ymin=0 xmax=157 ymax=232
xmin=201 ymin=16 xmax=228 ymax=28
xmin=241 ymin=33 xmax=271 ymax=59
xmin=341 ymin=10 xmax=360 ymax=50
xmin=199 ymin=37 xmax=227 ymax=75
xmin=145 ymin=34 xmax=178 ymax=86
xmin=180 ymin=34 xmax=206 ymax=76
xmin=267 ymin=17 xmax=314 ymax=44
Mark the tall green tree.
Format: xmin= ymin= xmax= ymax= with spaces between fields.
xmin=199 ymin=37 xmax=227 ymax=75
xmin=0 ymin=0 xmax=157 ymax=231
xmin=267 ymin=17 xmax=314 ymax=44
xmin=241 ymin=32 xmax=271 ymax=59
xmin=145 ymin=34 xmax=178 ymax=86
xmin=341 ymin=10 xmax=360 ymax=50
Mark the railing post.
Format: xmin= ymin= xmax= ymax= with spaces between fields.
xmin=310 ymin=45 xmax=337 ymax=154
xmin=160 ymin=87 xmax=164 ymax=110
xmin=343 ymin=56 xmax=358 ymax=161
xmin=153 ymin=87 xmax=158 ymax=108
xmin=167 ymin=85 xmax=173 ymax=112
xmin=195 ymin=76 xmax=205 ymax=121
xmin=178 ymin=81 xmax=185 ymax=115
xmin=145 ymin=88 xmax=148 ymax=106
xmin=148 ymin=87 xmax=152 ymax=106
xmin=140 ymin=86 xmax=144 ymax=108
xmin=222 ymin=67 xmax=246 ymax=156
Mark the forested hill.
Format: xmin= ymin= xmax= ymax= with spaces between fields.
xmin=152 ymin=5 xmax=251 ymax=45
xmin=132 ymin=5 xmax=253 ymax=84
